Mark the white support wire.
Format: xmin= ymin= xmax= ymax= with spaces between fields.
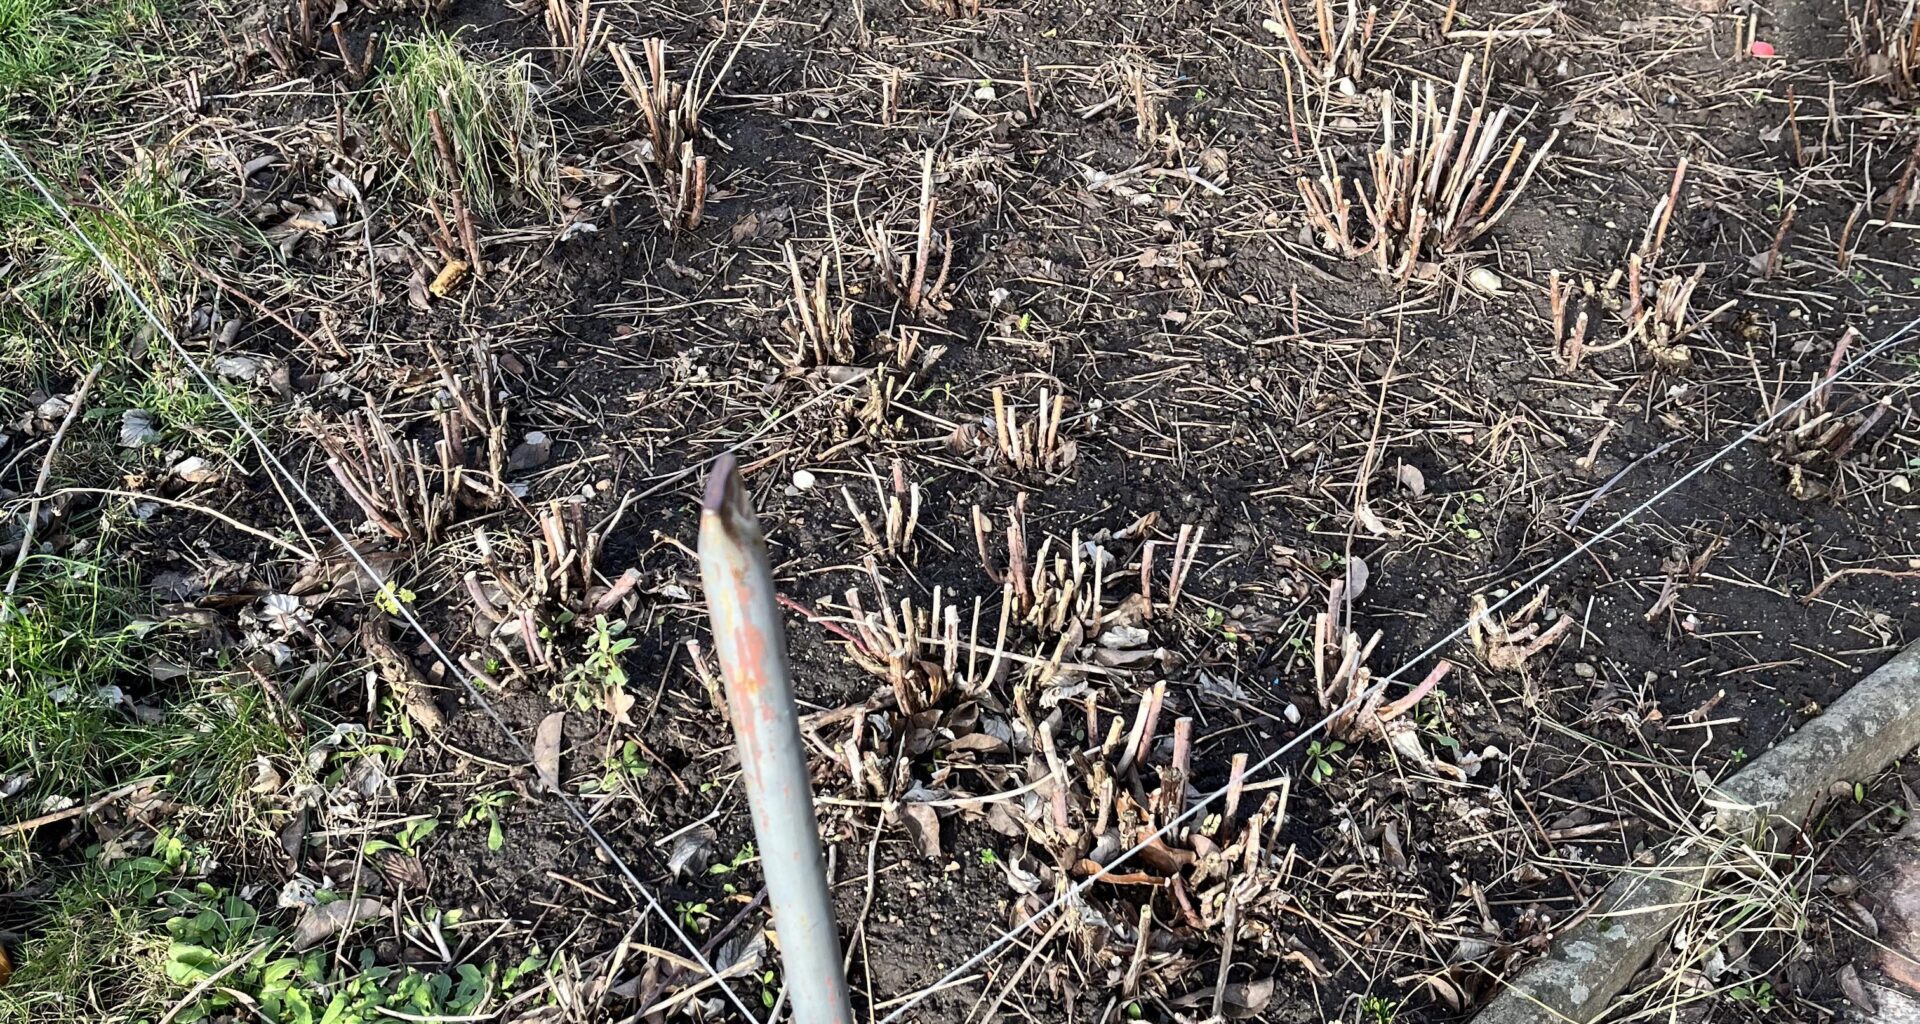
xmin=9 ymin=133 xmax=1916 ymax=1024
xmin=876 ymin=319 xmax=1918 ymax=1024
xmin=0 ymin=138 xmax=766 ymax=1023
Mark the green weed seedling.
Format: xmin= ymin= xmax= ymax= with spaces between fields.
xmin=708 ymin=842 xmax=756 ymax=877
xmin=558 ymin=613 xmax=634 ymax=712
xmin=586 ymin=739 xmax=651 ymax=794
xmin=675 ymin=899 xmax=712 ymax=933
xmin=459 ymin=791 xmax=513 ymax=852
xmin=1729 ymin=980 xmax=1775 ymax=1013
xmin=1447 ymin=493 xmax=1487 ymax=541
xmin=373 ymin=581 xmax=416 ymax=615
xmin=1305 ymin=739 xmax=1345 ymax=785
xmin=708 ymin=843 xmax=757 ymax=895
xmin=1363 ymin=995 xmax=1399 ymax=1022
xmin=363 ymin=817 xmax=439 ymax=859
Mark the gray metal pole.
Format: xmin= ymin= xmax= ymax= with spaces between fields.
xmin=699 ymin=454 xmax=855 ymax=1024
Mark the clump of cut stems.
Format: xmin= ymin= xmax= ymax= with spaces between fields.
xmin=988 ymin=386 xmax=1076 ymax=474
xmin=1298 ymin=56 xmax=1555 ymax=281
xmin=971 ymin=495 xmax=1149 ymax=631
xmin=543 ymin=0 xmax=608 ymax=86
xmin=780 ymin=242 xmax=854 ymax=365
xmin=1852 ymin=0 xmax=1919 ymax=96
xmin=313 ymin=341 xmax=511 ymax=544
xmin=1262 ymin=0 xmax=1400 ymax=85
xmin=1548 ymin=261 xmax=1721 ymax=372
xmin=1546 ymin=159 xmax=1731 ymax=371
xmin=1768 ymin=327 xmax=1894 ymax=501
xmin=609 ymin=38 xmax=709 ymax=230
xmin=257 ymin=0 xmax=319 ymax=76
xmin=464 ymin=499 xmax=641 ymax=685
xmin=866 ymin=150 xmax=951 ymax=316
xmin=843 ymin=460 xmax=922 ymax=558
xmin=1311 ymin=576 xmax=1456 ymax=774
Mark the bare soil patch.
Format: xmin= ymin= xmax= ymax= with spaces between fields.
xmin=4 ymin=0 xmax=1918 ymax=1020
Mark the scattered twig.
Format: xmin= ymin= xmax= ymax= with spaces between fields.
xmin=2 ymin=362 xmax=103 ymax=612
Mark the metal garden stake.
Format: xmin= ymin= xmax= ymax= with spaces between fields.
xmin=699 ymin=454 xmax=855 ymax=1024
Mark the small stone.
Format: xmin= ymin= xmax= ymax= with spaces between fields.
xmin=508 ymin=431 xmax=552 ymax=472
xmin=973 ymin=85 xmax=997 ymax=102
xmin=173 ymin=456 xmax=222 ymax=484
xmin=1574 ymin=662 xmax=1596 ymax=679
xmin=1283 ymin=702 xmax=1302 ymax=724
xmin=1467 ymin=267 xmax=1503 ymax=294
xmin=1892 ymin=475 xmax=1911 ymax=494
xmin=792 ymin=469 xmax=817 ymax=490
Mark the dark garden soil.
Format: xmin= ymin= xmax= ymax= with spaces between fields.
xmin=7 ymin=0 xmax=1920 ymax=1019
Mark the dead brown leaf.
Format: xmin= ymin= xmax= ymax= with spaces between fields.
xmin=898 ymin=801 xmax=942 ymax=859
xmin=359 ymin=620 xmax=443 ymax=732
xmin=534 ymin=712 xmax=566 ymax=793
xmin=376 ymin=850 xmax=429 ymax=890
xmin=293 ymin=897 xmax=385 ymax=949
xmin=1220 ymin=977 xmax=1277 ymax=1017
xmin=1396 ymin=461 xmax=1427 ymax=496
xmin=1838 ymin=963 xmax=1877 ymax=1013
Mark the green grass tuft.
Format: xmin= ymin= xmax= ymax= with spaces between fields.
xmin=0 ymin=839 xmax=184 ymax=1024
xmin=0 ymin=156 xmax=232 ymax=373
xmin=379 ymin=32 xmax=554 ymax=214
xmin=0 ymin=556 xmax=148 ymax=803
xmin=0 ymin=0 xmax=157 ymax=120
xmin=1 ymin=830 xmax=551 ymax=1024
xmin=0 ymin=554 xmax=299 ymax=858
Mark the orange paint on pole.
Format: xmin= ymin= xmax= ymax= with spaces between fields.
xmin=700 ymin=454 xmax=854 ymax=1024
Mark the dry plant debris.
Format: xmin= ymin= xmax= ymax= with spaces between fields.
xmin=1298 ymin=56 xmax=1557 ymax=281
xmin=2 ymin=0 xmax=1916 ymax=1021
xmin=610 ymin=38 xmax=711 ymax=231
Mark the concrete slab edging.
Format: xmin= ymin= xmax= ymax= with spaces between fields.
xmin=1474 ymin=640 xmax=1920 ymax=1024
